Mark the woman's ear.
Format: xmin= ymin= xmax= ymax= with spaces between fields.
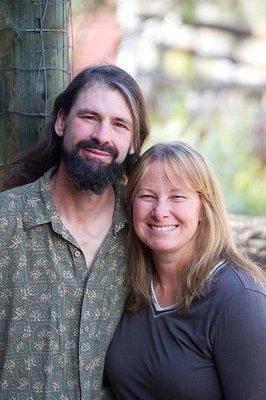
xmin=55 ymin=109 xmax=66 ymax=137
xmin=198 ymin=199 xmax=204 ymax=223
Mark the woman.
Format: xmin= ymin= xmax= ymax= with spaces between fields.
xmin=104 ymin=141 xmax=266 ymax=400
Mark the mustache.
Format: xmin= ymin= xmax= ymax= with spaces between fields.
xmin=75 ymin=139 xmax=118 ymax=159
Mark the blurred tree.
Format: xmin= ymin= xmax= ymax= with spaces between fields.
xmin=72 ymin=0 xmax=114 ymax=14
xmin=116 ymin=0 xmax=266 ymax=215
xmin=0 ymin=0 xmax=71 ymax=165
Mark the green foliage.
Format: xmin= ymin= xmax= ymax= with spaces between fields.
xmin=72 ymin=0 xmax=115 ymax=14
xmin=147 ymin=84 xmax=266 ymax=216
xmin=179 ymin=0 xmax=197 ymax=22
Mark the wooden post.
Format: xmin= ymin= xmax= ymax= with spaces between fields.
xmin=0 ymin=0 xmax=71 ymax=164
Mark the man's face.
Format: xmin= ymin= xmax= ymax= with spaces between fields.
xmin=55 ymin=83 xmax=136 ymax=193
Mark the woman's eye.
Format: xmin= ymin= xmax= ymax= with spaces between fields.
xmin=171 ymin=195 xmax=185 ymax=200
xmin=140 ymin=194 xmax=155 ymax=200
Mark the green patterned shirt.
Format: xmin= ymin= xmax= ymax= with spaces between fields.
xmin=0 ymin=169 xmax=128 ymax=400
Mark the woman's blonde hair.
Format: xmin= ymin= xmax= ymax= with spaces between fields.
xmin=125 ymin=141 xmax=265 ymax=312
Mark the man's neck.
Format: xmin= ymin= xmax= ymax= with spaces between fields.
xmin=49 ymin=163 xmax=116 ymax=267
xmin=50 ymin=163 xmax=115 ymax=223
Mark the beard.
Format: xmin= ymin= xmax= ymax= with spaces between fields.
xmin=61 ymin=139 xmax=136 ymax=195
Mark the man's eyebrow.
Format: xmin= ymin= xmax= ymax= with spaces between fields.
xmin=74 ymin=108 xmax=98 ymax=116
xmin=114 ymin=117 xmax=133 ymax=127
xmin=74 ymin=109 xmax=133 ymax=126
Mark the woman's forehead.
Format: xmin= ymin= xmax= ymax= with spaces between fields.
xmin=139 ymin=159 xmax=195 ymax=189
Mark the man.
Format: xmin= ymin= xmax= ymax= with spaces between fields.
xmin=0 ymin=65 xmax=149 ymax=399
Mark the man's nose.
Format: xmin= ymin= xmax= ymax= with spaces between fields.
xmin=91 ymin=121 xmax=110 ymax=143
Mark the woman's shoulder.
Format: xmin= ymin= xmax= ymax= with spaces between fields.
xmin=211 ymin=261 xmax=266 ymax=302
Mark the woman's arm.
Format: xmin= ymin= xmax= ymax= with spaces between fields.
xmin=212 ymin=288 xmax=266 ymax=400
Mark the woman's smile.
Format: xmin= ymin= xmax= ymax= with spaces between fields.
xmin=147 ymin=224 xmax=179 ymax=232
xmin=133 ymin=160 xmax=201 ymax=258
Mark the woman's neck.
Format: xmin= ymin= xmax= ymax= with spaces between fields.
xmin=152 ymin=260 xmax=181 ymax=308
xmin=151 ymin=248 xmax=193 ymax=307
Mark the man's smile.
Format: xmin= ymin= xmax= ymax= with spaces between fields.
xmin=80 ymin=147 xmax=112 ymax=161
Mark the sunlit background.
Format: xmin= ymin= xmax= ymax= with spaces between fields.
xmin=71 ymin=0 xmax=266 ymax=215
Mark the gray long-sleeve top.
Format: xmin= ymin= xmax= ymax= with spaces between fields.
xmin=104 ymin=264 xmax=266 ymax=399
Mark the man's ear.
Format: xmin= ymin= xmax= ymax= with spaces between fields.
xmin=55 ymin=109 xmax=66 ymax=137
xmin=129 ymin=141 xmax=136 ymax=155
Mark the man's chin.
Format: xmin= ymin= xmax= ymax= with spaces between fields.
xmin=61 ymin=149 xmax=125 ymax=194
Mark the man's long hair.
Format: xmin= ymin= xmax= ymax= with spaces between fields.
xmin=2 ymin=64 xmax=149 ymax=190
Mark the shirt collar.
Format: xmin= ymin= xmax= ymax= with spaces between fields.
xmin=23 ymin=169 xmax=128 ymax=233
xmin=112 ymin=178 xmax=128 ymax=234
xmin=23 ymin=168 xmax=59 ymax=230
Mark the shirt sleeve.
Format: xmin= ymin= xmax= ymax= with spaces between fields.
xmin=212 ymin=288 xmax=266 ymax=400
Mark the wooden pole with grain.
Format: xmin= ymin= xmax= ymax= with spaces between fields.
xmin=0 ymin=0 xmax=71 ymax=165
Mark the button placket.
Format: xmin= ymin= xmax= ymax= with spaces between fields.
xmin=74 ymin=250 xmax=81 ymax=258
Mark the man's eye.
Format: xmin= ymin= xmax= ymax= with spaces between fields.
xmin=84 ymin=115 xmax=96 ymax=120
xmin=114 ymin=122 xmax=128 ymax=130
xmin=77 ymin=114 xmax=96 ymax=121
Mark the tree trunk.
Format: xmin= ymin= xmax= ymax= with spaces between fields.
xmin=0 ymin=0 xmax=71 ymax=164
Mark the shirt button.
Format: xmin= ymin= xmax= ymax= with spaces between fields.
xmin=74 ymin=250 xmax=81 ymax=258
xmin=83 ymin=326 xmax=89 ymax=333
xmin=84 ymin=365 xmax=90 ymax=372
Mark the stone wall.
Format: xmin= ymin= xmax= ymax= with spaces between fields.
xmin=230 ymin=214 xmax=266 ymax=270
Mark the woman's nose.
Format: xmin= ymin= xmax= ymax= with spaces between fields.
xmin=151 ymin=201 xmax=169 ymax=221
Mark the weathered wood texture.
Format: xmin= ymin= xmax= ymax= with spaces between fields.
xmin=0 ymin=0 xmax=71 ymax=164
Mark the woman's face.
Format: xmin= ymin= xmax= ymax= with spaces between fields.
xmin=133 ymin=160 xmax=202 ymax=261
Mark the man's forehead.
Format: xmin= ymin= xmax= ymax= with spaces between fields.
xmin=72 ymin=83 xmax=133 ymax=119
xmin=75 ymin=83 xmax=123 ymax=103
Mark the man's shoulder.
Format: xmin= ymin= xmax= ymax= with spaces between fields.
xmin=0 ymin=180 xmax=40 ymax=216
xmin=113 ymin=181 xmax=128 ymax=232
